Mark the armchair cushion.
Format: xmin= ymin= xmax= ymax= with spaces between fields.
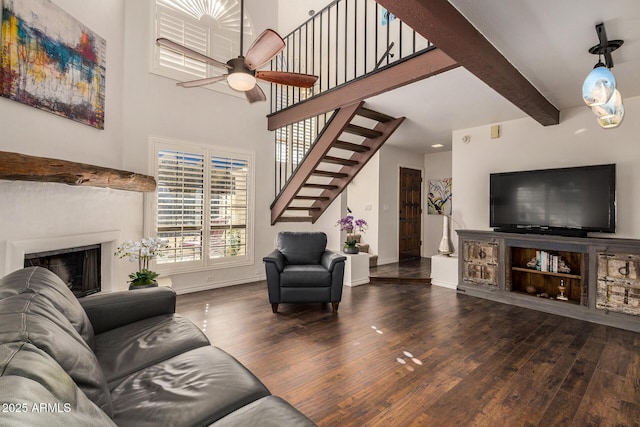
xmin=277 ymin=232 xmax=327 ymax=265
xmin=281 ymin=265 xmax=331 ymax=287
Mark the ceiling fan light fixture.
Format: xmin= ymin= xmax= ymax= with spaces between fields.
xmin=582 ymin=62 xmax=616 ymax=107
xmin=227 ymin=72 xmax=256 ymax=91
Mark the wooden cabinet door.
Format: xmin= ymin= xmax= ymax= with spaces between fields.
xmin=596 ymin=253 xmax=640 ymax=315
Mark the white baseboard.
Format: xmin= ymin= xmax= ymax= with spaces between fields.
xmin=345 ymin=277 xmax=370 ymax=287
xmin=174 ymin=273 xmax=265 ymax=295
xmin=431 ymin=280 xmax=458 ymax=290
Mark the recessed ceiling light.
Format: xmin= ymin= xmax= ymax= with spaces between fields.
xmin=431 ymin=144 xmax=444 ymax=148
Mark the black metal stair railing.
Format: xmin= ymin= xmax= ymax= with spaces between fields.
xmin=270 ymin=0 xmax=433 ymax=199
xmin=274 ymin=111 xmax=334 ymax=198
xmin=269 ymin=0 xmax=432 ymax=115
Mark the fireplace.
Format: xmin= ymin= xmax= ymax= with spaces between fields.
xmin=25 ymin=244 xmax=101 ymax=297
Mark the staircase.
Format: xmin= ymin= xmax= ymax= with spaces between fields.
xmin=270 ymin=101 xmax=404 ymax=224
xmin=348 ymin=234 xmax=378 ymax=268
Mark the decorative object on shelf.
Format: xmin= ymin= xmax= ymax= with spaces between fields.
xmin=427 ymin=178 xmax=452 ymax=215
xmin=1 ymin=0 xmax=106 ymax=129
xmin=582 ymin=23 xmax=625 ymax=128
xmin=438 ymin=215 xmax=455 ymax=256
xmin=526 ymin=252 xmax=571 ymax=274
xmin=557 ymin=279 xmax=568 ymax=301
xmin=525 ymin=285 xmax=537 ymax=294
xmin=337 ymin=215 xmax=367 ymax=254
xmin=115 ymin=237 xmax=169 ymax=289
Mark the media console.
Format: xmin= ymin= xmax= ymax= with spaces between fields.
xmin=457 ymin=230 xmax=640 ymax=332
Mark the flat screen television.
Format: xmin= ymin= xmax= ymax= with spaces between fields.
xmin=490 ymin=164 xmax=616 ymax=236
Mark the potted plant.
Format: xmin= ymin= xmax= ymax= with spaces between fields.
xmin=114 ymin=237 xmax=168 ymax=289
xmin=336 ymin=215 xmax=368 ymax=254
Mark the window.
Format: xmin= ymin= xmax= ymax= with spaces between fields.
xmin=152 ymin=0 xmax=254 ymax=98
xmin=150 ymin=138 xmax=254 ymax=272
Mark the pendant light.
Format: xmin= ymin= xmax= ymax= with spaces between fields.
xmin=582 ymin=23 xmax=624 ymax=128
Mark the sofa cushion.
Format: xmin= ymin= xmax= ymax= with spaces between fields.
xmin=0 ymin=293 xmax=113 ymax=416
xmin=0 ymin=267 xmax=95 ymax=348
xmin=277 ymin=232 xmax=327 ymax=265
xmin=0 ymin=342 xmax=116 ymax=426
xmin=281 ymin=265 xmax=331 ymax=287
xmin=209 ymin=396 xmax=317 ymax=427
xmin=110 ymin=346 xmax=270 ymax=427
xmin=94 ymin=313 xmax=210 ymax=385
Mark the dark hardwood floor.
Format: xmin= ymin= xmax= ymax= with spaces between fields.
xmin=176 ymin=274 xmax=640 ymax=426
xmin=369 ymin=257 xmax=431 ymax=284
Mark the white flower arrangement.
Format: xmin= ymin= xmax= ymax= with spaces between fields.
xmin=114 ymin=237 xmax=169 ymax=287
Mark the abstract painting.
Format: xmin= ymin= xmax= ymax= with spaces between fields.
xmin=427 ymin=178 xmax=452 ymax=215
xmin=1 ymin=0 xmax=106 ymax=129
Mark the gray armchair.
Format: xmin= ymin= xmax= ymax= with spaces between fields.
xmin=263 ymin=232 xmax=346 ymax=313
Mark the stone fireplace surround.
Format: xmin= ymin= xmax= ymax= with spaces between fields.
xmin=5 ymin=231 xmax=120 ymax=293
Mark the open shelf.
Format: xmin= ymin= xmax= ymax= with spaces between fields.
xmin=509 ymin=247 xmax=585 ymax=304
xmin=511 ymin=267 xmax=581 ymax=280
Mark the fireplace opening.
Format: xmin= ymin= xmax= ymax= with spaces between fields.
xmin=24 ymin=244 xmax=101 ymax=297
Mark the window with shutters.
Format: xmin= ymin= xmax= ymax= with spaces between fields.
xmin=151 ymin=0 xmax=254 ymax=98
xmin=150 ymin=138 xmax=254 ymax=272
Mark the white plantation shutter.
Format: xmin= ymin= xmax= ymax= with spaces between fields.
xmin=210 ymin=155 xmax=249 ymax=259
xmin=156 ymin=149 xmax=205 ymax=264
xmin=152 ymin=139 xmax=253 ymax=271
xmin=157 ymin=7 xmax=209 ymax=78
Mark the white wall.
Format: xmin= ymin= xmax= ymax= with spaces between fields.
xmin=453 ymin=96 xmax=640 ymax=239
xmin=347 ymin=153 xmax=380 ymax=255
xmin=377 ymin=144 xmax=424 ymax=264
xmin=0 ymin=0 xmax=140 ymax=289
xmin=423 ymin=150 xmax=453 ymax=256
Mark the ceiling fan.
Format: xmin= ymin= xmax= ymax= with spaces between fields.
xmin=156 ymin=0 xmax=318 ymax=103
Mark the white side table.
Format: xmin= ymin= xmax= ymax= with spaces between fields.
xmin=430 ymin=254 xmax=458 ymax=289
xmin=341 ymin=252 xmax=370 ymax=287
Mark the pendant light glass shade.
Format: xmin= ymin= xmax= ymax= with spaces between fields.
xmin=582 ymin=63 xmax=616 ymax=106
xmin=593 ymin=89 xmax=624 ymax=128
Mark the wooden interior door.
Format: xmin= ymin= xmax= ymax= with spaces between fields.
xmin=399 ymin=167 xmax=422 ymax=259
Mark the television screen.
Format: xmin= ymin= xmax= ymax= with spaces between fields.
xmin=490 ymin=164 xmax=616 ymax=234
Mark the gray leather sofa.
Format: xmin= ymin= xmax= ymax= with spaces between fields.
xmin=263 ymin=232 xmax=346 ymax=313
xmin=0 ymin=267 xmax=316 ymax=426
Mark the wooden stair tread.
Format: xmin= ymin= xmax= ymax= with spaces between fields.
xmin=286 ymin=206 xmax=321 ymax=211
xmin=278 ymin=217 xmax=313 ymax=222
xmin=295 ymin=195 xmax=330 ymax=200
xmin=344 ymin=124 xmax=383 ymax=138
xmin=357 ymin=107 xmax=395 ymax=123
xmin=312 ymin=170 xmax=349 ymax=178
xmin=333 ymin=140 xmax=371 ymax=153
xmin=303 ymin=183 xmax=339 ymax=190
xmin=322 ymin=156 xmax=359 ymax=166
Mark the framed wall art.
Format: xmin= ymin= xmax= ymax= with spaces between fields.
xmin=1 ymin=0 xmax=106 ymax=129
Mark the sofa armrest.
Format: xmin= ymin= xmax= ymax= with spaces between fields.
xmin=263 ymin=249 xmax=285 ymax=272
xmin=79 ymin=287 xmax=176 ymax=334
xmin=321 ymin=250 xmax=346 ymax=272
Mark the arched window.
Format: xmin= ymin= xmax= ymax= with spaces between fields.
xmin=152 ymin=0 xmax=255 ymax=98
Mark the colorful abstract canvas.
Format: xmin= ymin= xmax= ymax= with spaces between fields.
xmin=427 ymin=178 xmax=452 ymax=215
xmin=1 ymin=0 xmax=106 ymax=129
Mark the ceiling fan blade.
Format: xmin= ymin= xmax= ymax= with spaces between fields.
xmin=156 ymin=38 xmax=231 ymax=70
xmin=245 ymin=85 xmax=266 ymax=104
xmin=256 ymin=71 xmax=318 ymax=88
xmin=177 ymin=75 xmax=227 ymax=88
xmin=244 ymin=29 xmax=285 ymax=70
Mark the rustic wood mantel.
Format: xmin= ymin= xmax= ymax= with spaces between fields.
xmin=0 ymin=151 xmax=156 ymax=192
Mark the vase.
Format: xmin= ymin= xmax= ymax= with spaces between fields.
xmin=343 ymin=246 xmax=359 ymax=254
xmin=438 ymin=215 xmax=455 ymax=255
xmin=129 ymin=282 xmax=158 ymax=290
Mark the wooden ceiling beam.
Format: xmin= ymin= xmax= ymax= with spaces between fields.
xmin=0 ymin=151 xmax=156 ymax=192
xmin=375 ymin=0 xmax=559 ymax=126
